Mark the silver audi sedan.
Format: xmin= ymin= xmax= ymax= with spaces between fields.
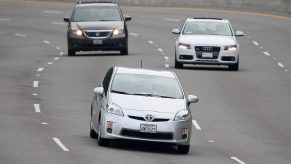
xmin=90 ymin=66 xmax=198 ymax=154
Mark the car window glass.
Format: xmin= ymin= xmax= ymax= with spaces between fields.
xmin=183 ymin=21 xmax=233 ymax=36
xmin=111 ymin=74 xmax=183 ymax=99
xmin=73 ymin=6 xmax=121 ymax=22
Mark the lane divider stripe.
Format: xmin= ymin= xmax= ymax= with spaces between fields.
xmin=263 ymin=51 xmax=271 ymax=56
xmin=34 ymin=104 xmax=41 ymax=113
xmin=33 ymin=81 xmax=39 ymax=88
xmin=192 ymin=120 xmax=202 ymax=130
xmin=53 ymin=138 xmax=70 ymax=151
xmin=277 ymin=62 xmax=285 ymax=68
xmin=37 ymin=68 xmax=45 ymax=72
xmin=230 ymin=156 xmax=245 ymax=164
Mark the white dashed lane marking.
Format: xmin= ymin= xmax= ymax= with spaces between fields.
xmin=54 ymin=57 xmax=59 ymax=60
xmin=192 ymin=120 xmax=202 ymax=130
xmin=43 ymin=10 xmax=63 ymax=14
xmin=32 ymin=93 xmax=38 ymax=96
xmin=59 ymin=52 xmax=64 ymax=56
xmin=208 ymin=140 xmax=214 ymax=143
xmin=43 ymin=40 xmax=51 ymax=44
xmin=148 ymin=40 xmax=154 ymax=44
xmin=34 ymin=104 xmax=41 ymax=113
xmin=164 ymin=64 xmax=170 ymax=68
xmin=0 ymin=18 xmax=10 ymax=21
xmin=52 ymin=22 xmax=66 ymax=25
xmin=42 ymin=122 xmax=48 ymax=125
xmin=277 ymin=62 xmax=285 ymax=68
xmin=14 ymin=33 xmax=27 ymax=37
xmin=230 ymin=157 xmax=245 ymax=164
xmin=165 ymin=18 xmax=180 ymax=22
xmin=48 ymin=62 xmax=53 ymax=65
xmin=263 ymin=51 xmax=271 ymax=56
xmin=158 ymin=48 xmax=163 ymax=52
xmin=37 ymin=67 xmax=45 ymax=72
xmin=252 ymin=41 xmax=259 ymax=46
xmin=33 ymin=81 xmax=39 ymax=88
xmin=56 ymin=47 xmax=60 ymax=50
xmin=129 ymin=33 xmax=138 ymax=37
xmin=53 ymin=138 xmax=70 ymax=152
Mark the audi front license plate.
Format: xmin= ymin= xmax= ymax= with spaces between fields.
xmin=140 ymin=124 xmax=157 ymax=133
xmin=202 ymin=52 xmax=213 ymax=58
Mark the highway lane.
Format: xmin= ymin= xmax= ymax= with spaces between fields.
xmin=0 ymin=0 xmax=290 ymax=163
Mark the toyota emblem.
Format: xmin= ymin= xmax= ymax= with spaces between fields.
xmin=144 ymin=114 xmax=154 ymax=122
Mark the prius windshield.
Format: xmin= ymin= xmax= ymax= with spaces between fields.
xmin=111 ymin=74 xmax=183 ymax=99
xmin=183 ymin=21 xmax=233 ymax=36
xmin=73 ymin=6 xmax=122 ymax=22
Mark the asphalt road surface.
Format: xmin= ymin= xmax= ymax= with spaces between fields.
xmin=0 ymin=1 xmax=290 ymax=163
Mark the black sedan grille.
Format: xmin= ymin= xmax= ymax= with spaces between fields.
xmin=121 ymin=129 xmax=173 ymax=140
xmin=195 ymin=46 xmax=220 ymax=59
xmin=84 ymin=30 xmax=111 ymax=38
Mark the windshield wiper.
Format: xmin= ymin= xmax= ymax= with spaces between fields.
xmin=131 ymin=93 xmax=176 ymax=99
xmin=111 ymin=90 xmax=132 ymax=95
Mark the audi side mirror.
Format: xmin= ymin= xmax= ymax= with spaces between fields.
xmin=93 ymin=87 xmax=104 ymax=95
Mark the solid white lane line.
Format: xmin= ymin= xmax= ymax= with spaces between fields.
xmin=33 ymin=81 xmax=39 ymax=88
xmin=277 ymin=62 xmax=285 ymax=68
xmin=53 ymin=138 xmax=69 ymax=152
xmin=166 ymin=18 xmax=180 ymax=22
xmin=54 ymin=57 xmax=59 ymax=60
xmin=43 ymin=40 xmax=51 ymax=44
xmin=43 ymin=10 xmax=63 ymax=14
xmin=158 ymin=48 xmax=163 ymax=52
xmin=34 ymin=104 xmax=41 ymax=113
xmin=148 ymin=40 xmax=154 ymax=44
xmin=192 ymin=120 xmax=202 ymax=130
xmin=0 ymin=18 xmax=10 ymax=21
xmin=263 ymin=51 xmax=271 ymax=56
xmin=14 ymin=33 xmax=26 ymax=37
xmin=52 ymin=22 xmax=66 ymax=25
xmin=48 ymin=62 xmax=53 ymax=65
xmin=129 ymin=33 xmax=138 ymax=36
xmin=252 ymin=41 xmax=259 ymax=46
xmin=37 ymin=67 xmax=45 ymax=72
xmin=230 ymin=157 xmax=245 ymax=164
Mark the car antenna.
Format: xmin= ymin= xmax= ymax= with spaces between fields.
xmin=140 ymin=59 xmax=143 ymax=68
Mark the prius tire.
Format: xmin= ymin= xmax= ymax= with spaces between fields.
xmin=177 ymin=145 xmax=190 ymax=154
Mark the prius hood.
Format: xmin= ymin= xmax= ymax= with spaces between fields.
xmin=110 ymin=93 xmax=186 ymax=114
xmin=178 ymin=35 xmax=237 ymax=46
xmin=72 ymin=21 xmax=123 ymax=30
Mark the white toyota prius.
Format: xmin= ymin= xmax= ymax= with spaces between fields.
xmin=172 ymin=18 xmax=244 ymax=70
xmin=90 ymin=66 xmax=198 ymax=154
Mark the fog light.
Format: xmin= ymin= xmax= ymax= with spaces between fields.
xmin=106 ymin=121 xmax=113 ymax=133
xmin=182 ymin=128 xmax=189 ymax=139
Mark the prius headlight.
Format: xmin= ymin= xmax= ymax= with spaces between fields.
xmin=178 ymin=43 xmax=191 ymax=49
xmin=174 ymin=109 xmax=190 ymax=121
xmin=70 ymin=27 xmax=83 ymax=36
xmin=106 ymin=103 xmax=124 ymax=116
xmin=224 ymin=45 xmax=237 ymax=51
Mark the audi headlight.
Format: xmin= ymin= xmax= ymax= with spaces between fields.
xmin=224 ymin=45 xmax=237 ymax=51
xmin=70 ymin=27 xmax=83 ymax=36
xmin=178 ymin=43 xmax=191 ymax=49
xmin=174 ymin=109 xmax=190 ymax=121
xmin=112 ymin=27 xmax=124 ymax=36
xmin=106 ymin=103 xmax=124 ymax=116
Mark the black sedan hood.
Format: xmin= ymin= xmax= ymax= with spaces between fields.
xmin=72 ymin=21 xmax=124 ymax=30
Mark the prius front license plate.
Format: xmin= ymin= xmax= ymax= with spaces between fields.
xmin=93 ymin=39 xmax=103 ymax=45
xmin=140 ymin=124 xmax=157 ymax=133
